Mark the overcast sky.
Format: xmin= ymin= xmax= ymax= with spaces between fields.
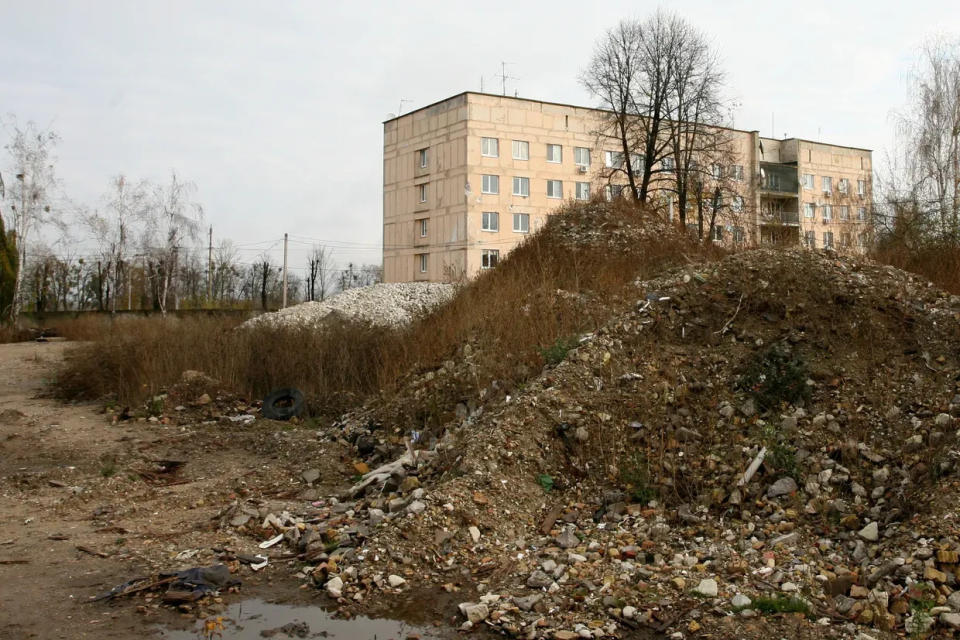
xmin=2 ymin=0 xmax=958 ymax=273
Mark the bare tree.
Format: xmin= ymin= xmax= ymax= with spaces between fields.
xmin=1 ymin=119 xmax=60 ymax=322
xmin=885 ymin=37 xmax=960 ymax=244
xmin=307 ymin=244 xmax=333 ymax=301
xmin=141 ymin=172 xmax=203 ymax=314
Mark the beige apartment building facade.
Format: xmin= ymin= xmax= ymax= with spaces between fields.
xmin=382 ymin=92 xmax=872 ymax=283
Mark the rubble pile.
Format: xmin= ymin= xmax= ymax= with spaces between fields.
xmin=219 ymin=242 xmax=960 ymax=639
xmin=243 ymin=282 xmax=455 ymax=330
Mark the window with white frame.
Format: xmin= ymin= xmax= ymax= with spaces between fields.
xmin=575 ymin=182 xmax=590 ymax=200
xmin=513 ymin=176 xmax=530 ymax=197
xmin=711 ymin=225 xmax=723 ymax=241
xmin=857 ymin=179 xmax=866 ymax=196
xmin=546 ymin=144 xmax=562 ymax=163
xmin=732 ymin=195 xmax=744 ymax=213
xmin=730 ymin=165 xmax=744 ymax=181
xmin=574 ymin=147 xmax=590 ymax=167
xmin=802 ymin=173 xmax=814 ymax=189
xmin=417 ymin=148 xmax=428 ymax=169
xmin=481 ymin=137 xmax=499 ymax=158
xmin=711 ymin=163 xmax=722 ymax=179
xmin=481 ymin=211 xmax=499 ymax=232
xmin=857 ymin=206 xmax=866 ymax=221
xmin=418 ymin=253 xmax=428 ymax=273
xmin=822 ymin=204 xmax=833 ymax=221
xmin=822 ymin=176 xmax=832 ymax=193
xmin=418 ymin=218 xmax=428 ymax=237
xmin=481 ymin=174 xmax=499 ymax=194
xmin=546 ymin=180 xmax=563 ymax=198
xmin=841 ymin=232 xmax=851 ymax=247
xmin=733 ymin=226 xmax=745 ymax=243
xmin=838 ymin=178 xmax=849 ymax=194
xmin=630 ymin=154 xmax=644 ymax=174
xmin=804 ymin=203 xmax=816 ymax=218
xmin=605 ymin=150 xmax=624 ymax=168
xmin=662 ymin=157 xmax=675 ymax=171
xmin=839 ymin=205 xmax=850 ymax=220
xmin=512 ymin=140 xmax=529 ymax=160
xmin=513 ymin=212 xmax=529 ymax=233
xmin=804 ymin=231 xmax=816 ymax=248
xmin=605 ymin=184 xmax=624 ymax=200
xmin=481 ymin=249 xmax=499 ymax=269
xmin=823 ymin=231 xmax=834 ymax=248
xmin=418 ymin=183 xmax=427 ymax=203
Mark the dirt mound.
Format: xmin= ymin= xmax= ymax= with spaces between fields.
xmin=288 ymin=246 xmax=960 ymax=639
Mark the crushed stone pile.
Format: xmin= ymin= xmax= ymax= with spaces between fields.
xmin=217 ymin=246 xmax=960 ymax=640
xmin=242 ymin=282 xmax=455 ymax=330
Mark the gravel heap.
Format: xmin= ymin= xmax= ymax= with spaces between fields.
xmin=243 ymin=282 xmax=455 ymax=330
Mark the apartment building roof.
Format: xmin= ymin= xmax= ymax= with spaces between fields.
xmin=384 ymin=91 xmax=872 ymax=153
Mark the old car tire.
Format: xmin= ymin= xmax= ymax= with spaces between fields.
xmin=261 ymin=388 xmax=305 ymax=421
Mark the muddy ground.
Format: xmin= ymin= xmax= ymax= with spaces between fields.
xmin=0 ymin=340 xmax=450 ymax=640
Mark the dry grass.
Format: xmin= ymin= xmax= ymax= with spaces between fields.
xmin=870 ymin=242 xmax=960 ymax=295
xmin=54 ymin=200 xmax=726 ymax=417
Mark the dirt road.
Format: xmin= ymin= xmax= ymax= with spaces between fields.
xmin=0 ymin=340 xmax=364 ymax=639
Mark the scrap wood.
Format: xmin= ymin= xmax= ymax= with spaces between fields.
xmin=0 ymin=559 xmax=29 ymax=565
xmin=76 ymin=545 xmax=110 ymax=558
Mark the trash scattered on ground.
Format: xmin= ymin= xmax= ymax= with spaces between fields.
xmin=93 ymin=564 xmax=239 ymax=604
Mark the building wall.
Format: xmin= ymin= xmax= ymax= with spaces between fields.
xmin=796 ymin=141 xmax=873 ymax=250
xmin=383 ymin=92 xmax=874 ymax=282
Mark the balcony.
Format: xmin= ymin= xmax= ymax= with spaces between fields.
xmin=761 ymin=210 xmax=800 ymax=225
xmin=758 ymin=162 xmax=799 ymax=195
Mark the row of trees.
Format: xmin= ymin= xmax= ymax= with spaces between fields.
xmin=581 ymin=10 xmax=740 ymax=238
xmin=0 ymin=122 xmax=381 ymax=320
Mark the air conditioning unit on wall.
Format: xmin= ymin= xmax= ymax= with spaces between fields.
xmin=577 ymin=166 xmax=587 ymax=174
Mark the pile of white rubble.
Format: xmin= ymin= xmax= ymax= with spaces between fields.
xmin=243 ymin=282 xmax=455 ymax=330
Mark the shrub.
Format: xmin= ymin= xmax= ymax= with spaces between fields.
xmin=540 ymin=335 xmax=580 ymax=366
xmin=739 ymin=343 xmax=810 ymax=411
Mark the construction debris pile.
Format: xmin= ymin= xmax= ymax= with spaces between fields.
xmin=216 ymin=236 xmax=960 ymax=640
xmin=243 ymin=282 xmax=455 ymax=330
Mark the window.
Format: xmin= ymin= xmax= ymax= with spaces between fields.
xmin=802 ymin=174 xmax=814 ymax=189
xmin=418 ymin=183 xmax=427 ymax=203
xmin=857 ymin=207 xmax=866 ymax=221
xmin=732 ymin=195 xmax=744 ymax=213
xmin=823 ymin=231 xmax=834 ymax=248
xmin=481 ymin=174 xmax=499 ymax=194
xmin=711 ymin=225 xmax=723 ymax=241
xmin=733 ymin=226 xmax=745 ymax=244
xmin=730 ymin=165 xmax=744 ymax=181
xmin=417 ymin=148 xmax=428 ymax=169
xmin=839 ymin=178 xmax=849 ymax=194
xmin=765 ymin=173 xmax=781 ymax=190
xmin=662 ymin=157 xmax=675 ymax=171
xmin=418 ymin=253 xmax=428 ymax=273
xmin=605 ymin=151 xmax=624 ymax=168
xmin=481 ymin=137 xmax=499 ymax=158
xmin=857 ymin=179 xmax=866 ymax=196
xmin=711 ymin=163 xmax=722 ymax=179
xmin=481 ymin=249 xmax=499 ymax=269
xmin=513 ymin=176 xmax=530 ymax=197
xmin=574 ymin=147 xmax=590 ymax=167
xmin=546 ymin=180 xmax=563 ymax=199
xmin=630 ymin=154 xmax=645 ymax=174
xmin=841 ymin=232 xmax=851 ymax=247
xmin=575 ymin=182 xmax=590 ymax=200
xmin=513 ymin=213 xmax=529 ymax=233
xmin=481 ymin=211 xmax=499 ymax=232
xmin=418 ymin=218 xmax=428 ymax=237
xmin=546 ymin=144 xmax=562 ymax=163
xmin=804 ymin=231 xmax=816 ymax=248
xmin=804 ymin=203 xmax=816 ymax=218
xmin=605 ymin=184 xmax=624 ymax=200
xmin=858 ymin=232 xmax=868 ymax=247
xmin=512 ymin=140 xmax=529 ymax=160
xmin=822 ymin=204 xmax=833 ymax=221
xmin=822 ymin=176 xmax=832 ymax=193
xmin=839 ymin=205 xmax=850 ymax=220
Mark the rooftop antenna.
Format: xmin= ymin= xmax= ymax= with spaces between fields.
xmin=398 ymin=98 xmax=413 ymax=115
xmin=496 ymin=62 xmax=517 ymax=96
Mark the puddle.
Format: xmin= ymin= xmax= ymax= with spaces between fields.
xmin=155 ymin=598 xmax=447 ymax=639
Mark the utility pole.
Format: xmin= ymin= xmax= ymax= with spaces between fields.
xmin=281 ymin=232 xmax=288 ymax=309
xmin=207 ymin=225 xmax=213 ymax=306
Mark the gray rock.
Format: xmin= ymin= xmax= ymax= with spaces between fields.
xmin=513 ymin=594 xmax=543 ymax=611
xmin=527 ymin=570 xmax=554 ymax=589
xmin=694 ymin=578 xmax=718 ymax=598
xmin=388 ymin=498 xmax=407 ymax=513
xmin=731 ymin=594 xmax=752 ymax=609
xmin=325 ymin=576 xmax=343 ymax=598
xmin=948 ymin=590 xmax=960 ymax=612
xmin=739 ymin=398 xmax=756 ymax=417
xmin=835 ymin=595 xmax=856 ymax=614
xmin=458 ymin=602 xmax=489 ymax=624
xmin=555 ymin=526 xmax=580 ymax=549
xmin=622 ymin=605 xmax=637 ymax=619
xmin=942 ymin=612 xmax=960 ymax=629
xmin=936 ymin=413 xmax=953 ymax=426
xmin=468 ymin=526 xmax=481 ymax=543
xmin=406 ymin=500 xmax=426 ymax=515
xmin=858 ymin=521 xmax=879 ymax=542
xmin=770 ymin=532 xmax=798 ymax=547
xmin=301 ymin=469 xmax=321 ymax=484
xmin=368 ymin=508 xmax=385 ymax=525
xmin=387 ymin=574 xmax=406 ymax=588
xmin=767 ymin=477 xmax=798 ymax=498
xmin=719 ymin=404 xmax=735 ymax=419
